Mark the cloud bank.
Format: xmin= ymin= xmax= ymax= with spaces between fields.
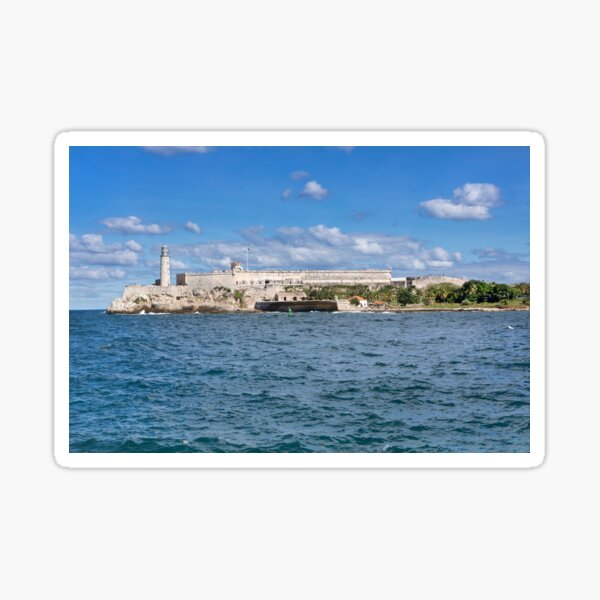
xmin=172 ymin=224 xmax=461 ymax=272
xmin=69 ymin=233 xmax=143 ymax=274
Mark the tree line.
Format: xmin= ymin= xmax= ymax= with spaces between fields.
xmin=303 ymin=281 xmax=530 ymax=306
xmin=397 ymin=280 xmax=529 ymax=306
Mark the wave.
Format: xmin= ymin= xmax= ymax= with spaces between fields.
xmin=69 ymin=309 xmax=531 ymax=453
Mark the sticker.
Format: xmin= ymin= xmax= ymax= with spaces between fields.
xmin=55 ymin=131 xmax=544 ymax=468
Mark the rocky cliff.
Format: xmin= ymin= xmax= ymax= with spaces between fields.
xmin=107 ymin=284 xmax=259 ymax=314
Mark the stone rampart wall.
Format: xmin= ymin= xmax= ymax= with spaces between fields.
xmin=180 ymin=269 xmax=391 ymax=290
xmin=176 ymin=272 xmax=235 ymax=288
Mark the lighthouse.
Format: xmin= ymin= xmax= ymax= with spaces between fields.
xmin=160 ymin=245 xmax=170 ymax=286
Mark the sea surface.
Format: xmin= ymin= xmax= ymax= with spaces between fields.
xmin=70 ymin=310 xmax=530 ymax=453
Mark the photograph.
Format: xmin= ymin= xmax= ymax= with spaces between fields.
xmin=56 ymin=131 xmax=544 ymax=467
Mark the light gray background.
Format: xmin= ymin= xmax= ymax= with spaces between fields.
xmin=2 ymin=1 xmax=596 ymax=598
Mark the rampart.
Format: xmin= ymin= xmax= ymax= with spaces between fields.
xmin=178 ymin=269 xmax=392 ymax=290
xmin=176 ymin=272 xmax=235 ymax=288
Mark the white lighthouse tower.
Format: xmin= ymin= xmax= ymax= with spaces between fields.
xmin=160 ymin=245 xmax=170 ymax=286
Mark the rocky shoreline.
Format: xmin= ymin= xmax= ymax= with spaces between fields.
xmin=107 ymin=281 xmax=530 ymax=315
xmin=371 ymin=305 xmax=530 ymax=313
xmin=108 ymin=301 xmax=530 ymax=315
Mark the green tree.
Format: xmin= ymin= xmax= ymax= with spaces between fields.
xmin=459 ymin=280 xmax=495 ymax=303
xmin=233 ymin=290 xmax=246 ymax=307
xmin=428 ymin=283 xmax=460 ymax=303
xmin=397 ymin=288 xmax=415 ymax=306
xmin=491 ymin=283 xmax=514 ymax=302
xmin=512 ymin=282 xmax=530 ymax=297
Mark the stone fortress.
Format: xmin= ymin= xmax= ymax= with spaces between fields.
xmin=107 ymin=245 xmax=466 ymax=314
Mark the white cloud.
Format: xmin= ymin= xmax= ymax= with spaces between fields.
xmin=354 ymin=238 xmax=384 ymax=255
xmin=427 ymin=260 xmax=453 ymax=268
xmin=291 ymin=170 xmax=310 ymax=180
xmin=299 ymin=180 xmax=329 ymax=200
xmin=281 ymin=188 xmax=292 ymax=200
xmin=70 ymin=233 xmax=142 ymax=266
xmin=430 ymin=246 xmax=451 ymax=261
xmin=420 ymin=200 xmax=491 ymax=220
xmin=309 ymin=224 xmax=348 ymax=245
xmin=420 ymin=183 xmax=502 ymax=220
xmin=457 ymin=183 xmax=501 ymax=206
xmin=124 ymin=240 xmax=142 ymax=252
xmin=143 ymin=146 xmax=212 ymax=156
xmin=70 ymin=233 xmax=106 ymax=252
xmin=184 ymin=221 xmax=202 ymax=234
xmin=69 ymin=266 xmax=126 ymax=280
xmin=102 ymin=216 xmax=170 ymax=235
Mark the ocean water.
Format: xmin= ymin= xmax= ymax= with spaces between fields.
xmin=69 ymin=310 xmax=530 ymax=453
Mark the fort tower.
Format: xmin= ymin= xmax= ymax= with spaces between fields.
xmin=160 ymin=245 xmax=170 ymax=286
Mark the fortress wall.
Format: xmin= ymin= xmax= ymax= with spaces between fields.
xmin=234 ymin=271 xmax=303 ymax=286
xmin=300 ymin=270 xmax=390 ymax=286
xmin=234 ymin=269 xmax=391 ymax=288
xmin=176 ymin=269 xmax=391 ymax=290
xmin=177 ymin=272 xmax=236 ymax=289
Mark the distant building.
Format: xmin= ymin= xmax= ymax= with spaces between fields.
xmin=176 ymin=261 xmax=392 ymax=291
xmin=349 ymin=295 xmax=368 ymax=308
xmin=391 ymin=277 xmax=407 ymax=288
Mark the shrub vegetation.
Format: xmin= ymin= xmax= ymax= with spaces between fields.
xmin=303 ymin=280 xmax=530 ymax=306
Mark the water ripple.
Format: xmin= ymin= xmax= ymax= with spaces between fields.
xmin=70 ymin=310 xmax=530 ymax=453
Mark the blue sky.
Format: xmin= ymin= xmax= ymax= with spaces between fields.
xmin=69 ymin=145 xmax=530 ymax=309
